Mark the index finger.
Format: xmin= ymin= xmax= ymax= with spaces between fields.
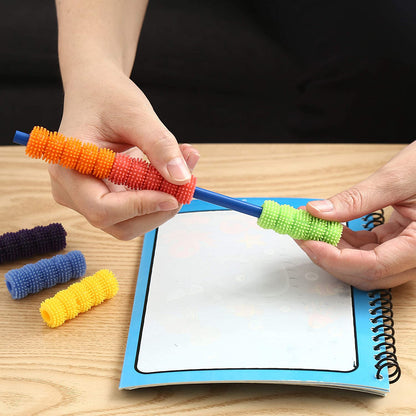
xmin=297 ymin=232 xmax=416 ymax=289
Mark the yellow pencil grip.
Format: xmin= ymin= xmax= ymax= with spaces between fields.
xmin=39 ymin=269 xmax=119 ymax=328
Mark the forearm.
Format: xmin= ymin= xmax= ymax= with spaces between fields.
xmin=55 ymin=0 xmax=148 ymax=90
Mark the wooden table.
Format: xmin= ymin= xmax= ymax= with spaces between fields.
xmin=1 ymin=144 xmax=415 ymax=415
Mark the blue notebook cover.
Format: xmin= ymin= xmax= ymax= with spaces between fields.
xmin=120 ymin=198 xmax=394 ymax=395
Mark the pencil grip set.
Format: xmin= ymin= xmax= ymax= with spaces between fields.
xmin=14 ymin=126 xmax=343 ymax=246
xmin=2 ymin=223 xmax=119 ymax=328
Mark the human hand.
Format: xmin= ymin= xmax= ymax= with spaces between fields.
xmin=49 ymin=64 xmax=200 ymax=240
xmin=296 ymin=142 xmax=416 ymax=290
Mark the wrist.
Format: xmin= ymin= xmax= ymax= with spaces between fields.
xmin=60 ymin=58 xmax=126 ymax=96
xmin=56 ymin=0 xmax=143 ymax=83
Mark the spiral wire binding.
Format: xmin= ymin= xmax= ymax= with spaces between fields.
xmin=363 ymin=209 xmax=385 ymax=229
xmin=364 ymin=210 xmax=401 ymax=384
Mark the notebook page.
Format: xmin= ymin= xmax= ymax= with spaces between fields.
xmin=137 ymin=210 xmax=356 ymax=373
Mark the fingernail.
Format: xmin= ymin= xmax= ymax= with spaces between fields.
xmin=309 ymin=199 xmax=334 ymax=213
xmin=167 ymin=157 xmax=191 ymax=181
xmin=186 ymin=151 xmax=200 ymax=171
xmin=158 ymin=199 xmax=179 ymax=211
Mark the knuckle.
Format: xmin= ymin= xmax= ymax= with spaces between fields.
xmin=130 ymin=194 xmax=154 ymax=217
xmin=364 ymin=262 xmax=389 ymax=284
xmin=403 ymin=222 xmax=416 ymax=241
xmin=85 ymin=207 xmax=109 ymax=229
xmin=107 ymin=228 xmax=137 ymax=241
xmin=354 ymin=249 xmax=396 ymax=291
xmin=150 ymin=129 xmax=178 ymax=153
xmin=50 ymin=189 xmax=65 ymax=207
xmin=133 ymin=200 xmax=149 ymax=217
xmin=338 ymin=187 xmax=365 ymax=212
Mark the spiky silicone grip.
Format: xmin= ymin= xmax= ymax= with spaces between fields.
xmin=25 ymin=126 xmax=196 ymax=204
xmin=39 ymin=269 xmax=119 ymax=328
xmin=0 ymin=223 xmax=66 ymax=264
xmin=5 ymin=250 xmax=86 ymax=299
xmin=257 ymin=200 xmax=343 ymax=246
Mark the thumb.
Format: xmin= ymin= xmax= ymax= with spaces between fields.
xmin=128 ymin=115 xmax=191 ymax=185
xmin=306 ymin=176 xmax=395 ymax=222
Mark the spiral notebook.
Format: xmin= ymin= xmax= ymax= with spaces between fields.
xmin=120 ymin=198 xmax=400 ymax=395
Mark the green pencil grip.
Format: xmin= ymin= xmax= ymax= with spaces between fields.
xmin=257 ymin=200 xmax=343 ymax=246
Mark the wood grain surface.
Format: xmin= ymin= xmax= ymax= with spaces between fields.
xmin=1 ymin=144 xmax=415 ymax=416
